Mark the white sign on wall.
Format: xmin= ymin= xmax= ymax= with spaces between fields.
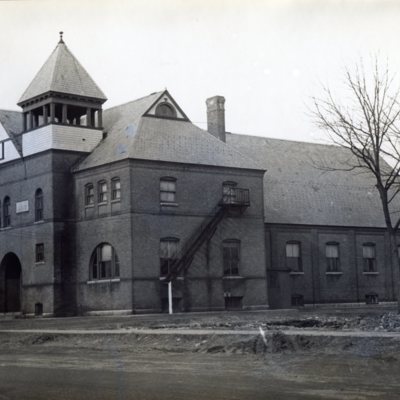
xmin=16 ymin=200 xmax=29 ymax=213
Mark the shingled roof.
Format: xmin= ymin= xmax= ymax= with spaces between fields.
xmin=74 ymin=92 xmax=262 ymax=172
xmin=226 ymin=133 xmax=387 ymax=228
xmin=0 ymin=110 xmax=23 ymax=155
xmin=18 ymin=39 xmax=106 ymax=104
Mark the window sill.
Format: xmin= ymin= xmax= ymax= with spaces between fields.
xmin=289 ymin=271 xmax=304 ymax=275
xmin=160 ymin=202 xmax=179 ymax=207
xmin=84 ymin=205 xmax=94 ymax=209
xmin=159 ymin=276 xmax=184 ymax=281
xmin=35 ymin=261 xmax=45 ymax=265
xmin=1 ymin=226 xmax=11 ymax=230
xmin=222 ymin=275 xmax=243 ymax=279
xmin=97 ymin=202 xmax=107 ymax=206
xmin=363 ymin=272 xmax=379 ymax=275
xmin=34 ymin=220 xmax=45 ymax=224
xmin=87 ymin=278 xmax=120 ymax=284
xmin=111 ymin=199 xmax=121 ymax=203
xmin=326 ymin=272 xmax=343 ymax=275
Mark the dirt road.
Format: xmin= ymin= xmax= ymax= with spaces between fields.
xmin=0 ymin=347 xmax=399 ymax=400
xmin=1 ymin=307 xmax=400 ymax=399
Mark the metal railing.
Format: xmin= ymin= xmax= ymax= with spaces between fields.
xmin=221 ymin=187 xmax=250 ymax=206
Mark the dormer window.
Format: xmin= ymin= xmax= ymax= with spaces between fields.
xmin=155 ymin=102 xmax=177 ymax=118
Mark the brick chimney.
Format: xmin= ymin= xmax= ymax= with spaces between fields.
xmin=206 ymin=95 xmax=225 ymax=142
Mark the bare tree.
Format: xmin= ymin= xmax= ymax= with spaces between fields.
xmin=312 ymin=59 xmax=400 ymax=309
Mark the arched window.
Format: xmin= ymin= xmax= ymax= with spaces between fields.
xmin=222 ymin=239 xmax=240 ymax=276
xmin=90 ymin=243 xmax=120 ymax=280
xmin=35 ymin=188 xmax=43 ymax=221
xmin=3 ymin=196 xmax=10 ymax=227
xmin=160 ymin=237 xmax=179 ymax=276
xmin=111 ymin=178 xmax=121 ymax=201
xmin=286 ymin=241 xmax=302 ymax=272
xmin=85 ymin=183 xmax=94 ymax=206
xmin=155 ymin=102 xmax=177 ymax=118
xmin=98 ymin=180 xmax=108 ymax=203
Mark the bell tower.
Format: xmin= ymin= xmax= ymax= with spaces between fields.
xmin=18 ymin=32 xmax=107 ymax=157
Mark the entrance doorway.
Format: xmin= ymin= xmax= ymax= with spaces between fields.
xmin=0 ymin=253 xmax=22 ymax=312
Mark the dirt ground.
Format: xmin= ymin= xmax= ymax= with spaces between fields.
xmin=1 ymin=305 xmax=400 ymax=399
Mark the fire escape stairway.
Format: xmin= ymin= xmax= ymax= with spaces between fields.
xmin=164 ymin=204 xmax=227 ymax=282
xmin=163 ymin=187 xmax=250 ymax=283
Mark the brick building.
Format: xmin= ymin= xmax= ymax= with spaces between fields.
xmin=0 ymin=36 xmax=395 ymax=316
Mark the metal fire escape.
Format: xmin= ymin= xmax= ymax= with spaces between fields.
xmin=162 ymin=187 xmax=250 ymax=312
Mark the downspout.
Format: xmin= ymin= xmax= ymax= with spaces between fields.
xmin=168 ymin=281 xmax=173 ymax=315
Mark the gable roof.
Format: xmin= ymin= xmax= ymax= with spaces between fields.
xmin=143 ymin=90 xmax=190 ymax=121
xmin=74 ymin=91 xmax=262 ymax=172
xmin=226 ymin=133 xmax=387 ymax=228
xmin=0 ymin=110 xmax=23 ymax=155
xmin=18 ymin=40 xmax=106 ymax=105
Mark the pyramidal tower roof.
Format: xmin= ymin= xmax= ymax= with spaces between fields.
xmin=18 ymin=32 xmax=107 ymax=105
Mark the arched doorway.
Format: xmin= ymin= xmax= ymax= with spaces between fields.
xmin=0 ymin=253 xmax=22 ymax=313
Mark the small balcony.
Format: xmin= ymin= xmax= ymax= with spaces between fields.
xmin=221 ymin=187 xmax=250 ymax=207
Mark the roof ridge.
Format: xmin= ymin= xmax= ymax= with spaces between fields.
xmin=0 ymin=109 xmax=22 ymax=114
xmin=48 ymin=43 xmax=61 ymax=93
xmin=104 ymin=91 xmax=164 ymax=113
xmin=228 ymin=132 xmax=337 ymax=148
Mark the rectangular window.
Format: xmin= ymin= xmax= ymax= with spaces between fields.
xmin=36 ymin=243 xmax=44 ymax=263
xmin=85 ymin=184 xmax=94 ymax=206
xmin=98 ymin=181 xmax=108 ymax=203
xmin=222 ymin=182 xmax=237 ymax=204
xmin=0 ymin=141 xmax=4 ymax=160
xmin=286 ymin=242 xmax=302 ymax=272
xmin=160 ymin=179 xmax=176 ymax=203
xmin=291 ymin=294 xmax=304 ymax=307
xmin=363 ymin=244 xmax=376 ymax=272
xmin=3 ymin=198 xmax=10 ymax=227
xmin=223 ymin=240 xmax=240 ymax=275
xmin=35 ymin=189 xmax=43 ymax=221
xmin=111 ymin=179 xmax=121 ymax=201
xmin=326 ymin=243 xmax=340 ymax=272
xmin=160 ymin=239 xmax=179 ymax=276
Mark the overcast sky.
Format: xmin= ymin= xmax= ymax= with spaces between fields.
xmin=1 ymin=0 xmax=400 ymax=143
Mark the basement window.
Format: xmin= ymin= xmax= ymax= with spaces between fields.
xmin=365 ymin=293 xmax=378 ymax=304
xmin=224 ymin=296 xmax=243 ymax=310
xmin=291 ymin=294 xmax=304 ymax=307
xmin=0 ymin=141 xmax=4 ymax=160
xmin=35 ymin=303 xmax=43 ymax=316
